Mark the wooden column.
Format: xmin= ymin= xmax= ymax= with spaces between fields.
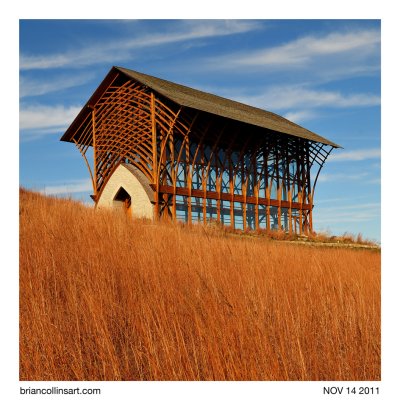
xmin=161 ymin=131 xmax=168 ymax=220
xmin=229 ymin=152 xmax=234 ymax=229
xmin=216 ymin=150 xmax=221 ymax=223
xmin=284 ymin=142 xmax=291 ymax=233
xmin=306 ymin=143 xmax=313 ymax=233
xmin=91 ymin=107 xmax=97 ymax=198
xmin=264 ymin=148 xmax=270 ymax=232
xmin=276 ymin=145 xmax=281 ymax=230
xmin=254 ymin=152 xmax=259 ymax=230
xmin=150 ymin=93 xmax=159 ymax=220
xmin=201 ymin=144 xmax=206 ymax=224
xmin=241 ymin=157 xmax=247 ymax=230
xmin=298 ymin=144 xmax=304 ymax=235
xmin=171 ymin=136 xmax=177 ymax=221
xmin=185 ymin=137 xmax=191 ymax=223
xmin=302 ymin=143 xmax=308 ymax=234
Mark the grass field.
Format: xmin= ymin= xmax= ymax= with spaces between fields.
xmin=19 ymin=188 xmax=380 ymax=380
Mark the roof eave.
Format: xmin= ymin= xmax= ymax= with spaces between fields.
xmin=60 ymin=66 xmax=120 ymax=143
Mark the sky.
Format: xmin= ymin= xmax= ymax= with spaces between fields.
xmin=19 ymin=19 xmax=381 ymax=241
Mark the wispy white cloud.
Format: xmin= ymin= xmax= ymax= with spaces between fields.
xmin=318 ymin=202 xmax=380 ymax=212
xmin=234 ymin=85 xmax=380 ymax=111
xmin=316 ymin=195 xmax=372 ymax=204
xmin=39 ymin=179 xmax=93 ymax=196
xmin=20 ymin=20 xmax=261 ymax=71
xmin=319 ymin=174 xmax=380 ymax=185
xmin=283 ymin=110 xmax=317 ymax=123
xmin=315 ymin=202 xmax=380 ymax=224
xmin=318 ymin=171 xmax=370 ymax=183
xmin=329 ymin=148 xmax=381 ymax=162
xmin=20 ymin=104 xmax=81 ymax=130
xmin=20 ymin=104 xmax=81 ymax=140
xmin=209 ymin=28 xmax=380 ymax=70
xmin=316 ymin=211 xmax=380 ymax=224
xmin=20 ymin=74 xmax=92 ymax=98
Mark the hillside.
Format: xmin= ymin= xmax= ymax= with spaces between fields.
xmin=19 ymin=188 xmax=380 ymax=380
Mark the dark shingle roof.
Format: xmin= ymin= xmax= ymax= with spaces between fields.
xmin=61 ymin=66 xmax=340 ymax=148
xmin=116 ymin=66 xmax=340 ymax=148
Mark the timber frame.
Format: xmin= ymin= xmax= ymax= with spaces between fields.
xmin=61 ymin=66 xmax=340 ymax=235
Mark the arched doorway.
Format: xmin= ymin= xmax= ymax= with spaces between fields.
xmin=113 ymin=187 xmax=132 ymax=217
xmin=96 ymin=163 xmax=154 ymax=219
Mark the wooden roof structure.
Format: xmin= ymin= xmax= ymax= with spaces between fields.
xmin=61 ymin=66 xmax=339 ymax=148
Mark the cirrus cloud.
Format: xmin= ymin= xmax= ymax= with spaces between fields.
xmin=20 ymin=104 xmax=81 ymax=140
xmin=208 ymin=28 xmax=380 ymax=70
xmin=20 ymin=20 xmax=262 ymax=71
xmin=39 ymin=179 xmax=93 ymax=195
xmin=234 ymin=85 xmax=380 ymax=111
xmin=328 ymin=148 xmax=381 ymax=162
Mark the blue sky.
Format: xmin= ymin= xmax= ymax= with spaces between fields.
xmin=19 ymin=19 xmax=381 ymax=241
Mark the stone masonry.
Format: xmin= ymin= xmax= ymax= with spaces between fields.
xmin=96 ymin=163 xmax=154 ymax=219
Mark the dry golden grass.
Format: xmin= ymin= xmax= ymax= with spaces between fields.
xmin=19 ymin=188 xmax=380 ymax=381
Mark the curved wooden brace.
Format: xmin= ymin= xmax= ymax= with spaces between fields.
xmin=92 ymin=81 xmax=155 ymax=198
xmin=310 ymin=145 xmax=333 ymax=201
xmin=173 ymin=112 xmax=200 ymax=183
xmin=72 ymin=138 xmax=96 ymax=194
xmin=203 ymin=125 xmax=227 ymax=183
xmin=156 ymin=108 xmax=183 ymax=183
xmin=216 ymin=128 xmax=240 ymax=193
xmin=231 ymin=135 xmax=252 ymax=194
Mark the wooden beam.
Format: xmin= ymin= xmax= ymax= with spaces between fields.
xmin=92 ymin=108 xmax=97 ymax=197
xmin=151 ymin=92 xmax=158 ymax=185
xmin=153 ymin=184 xmax=312 ymax=211
xmin=241 ymin=157 xmax=246 ymax=230
xmin=185 ymin=136 xmax=191 ymax=223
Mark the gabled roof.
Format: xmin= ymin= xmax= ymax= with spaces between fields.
xmin=61 ymin=66 xmax=340 ymax=148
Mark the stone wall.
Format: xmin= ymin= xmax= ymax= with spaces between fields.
xmin=96 ymin=163 xmax=154 ymax=220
